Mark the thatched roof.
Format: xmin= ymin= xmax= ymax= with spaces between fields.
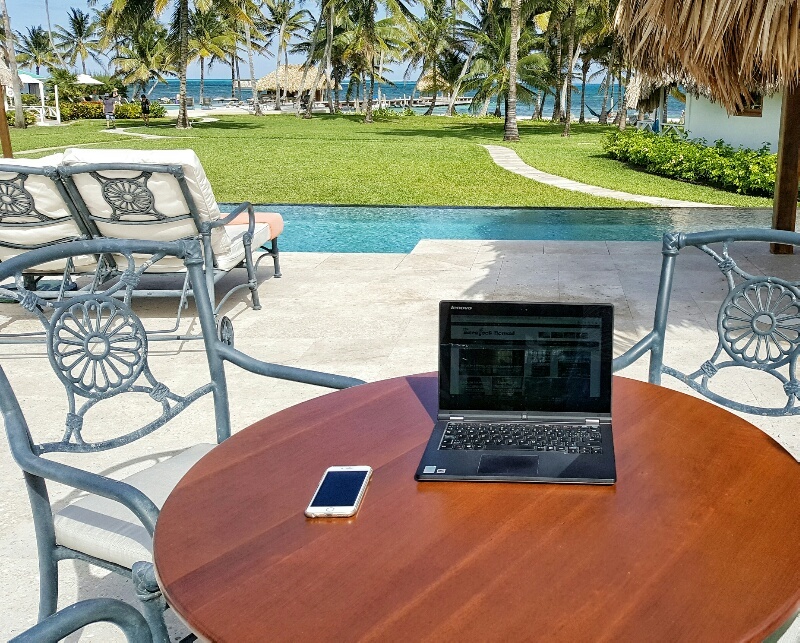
xmin=614 ymin=0 xmax=800 ymax=111
xmin=255 ymin=65 xmax=327 ymax=92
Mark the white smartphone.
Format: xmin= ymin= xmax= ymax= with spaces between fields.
xmin=304 ymin=465 xmax=373 ymax=518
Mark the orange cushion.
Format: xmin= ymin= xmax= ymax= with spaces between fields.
xmin=226 ymin=211 xmax=284 ymax=239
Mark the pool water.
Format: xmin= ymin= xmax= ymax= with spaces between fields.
xmin=219 ymin=205 xmax=774 ymax=253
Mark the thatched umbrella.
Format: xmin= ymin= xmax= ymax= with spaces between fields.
xmin=615 ymin=0 xmax=800 ymax=252
xmin=255 ymin=65 xmax=327 ymax=93
xmin=0 ymin=57 xmax=14 ymax=156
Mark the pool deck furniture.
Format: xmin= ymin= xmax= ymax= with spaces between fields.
xmin=0 ymin=238 xmax=362 ymax=642
xmin=614 ymin=229 xmax=800 ymax=417
xmin=2 ymin=239 xmax=800 ymax=641
xmin=154 ymin=373 xmax=800 ymax=642
xmin=9 ymin=598 xmax=151 ymax=643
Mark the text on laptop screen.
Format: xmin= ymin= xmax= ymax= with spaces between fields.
xmin=439 ymin=304 xmax=613 ymax=414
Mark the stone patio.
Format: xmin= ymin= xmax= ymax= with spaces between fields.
xmin=1 ymin=239 xmax=798 ymax=640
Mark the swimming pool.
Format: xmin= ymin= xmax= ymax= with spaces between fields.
xmin=219 ymin=205 xmax=775 ymax=253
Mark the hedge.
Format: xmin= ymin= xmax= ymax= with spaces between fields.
xmin=5 ymin=111 xmax=37 ymax=125
xmin=602 ymin=129 xmax=777 ymax=197
xmin=58 ymin=100 xmax=167 ymax=121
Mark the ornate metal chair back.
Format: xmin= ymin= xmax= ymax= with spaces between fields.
xmin=0 ymin=162 xmax=91 ymax=269
xmin=613 ymin=229 xmax=800 ymax=417
xmin=0 ymin=237 xmax=231 ymax=458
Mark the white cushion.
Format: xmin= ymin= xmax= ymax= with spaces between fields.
xmin=60 ymin=148 xmax=230 ymax=257
xmin=0 ymin=154 xmax=94 ymax=271
xmin=53 ymin=443 xmax=215 ymax=570
xmin=114 ymin=222 xmax=273 ymax=273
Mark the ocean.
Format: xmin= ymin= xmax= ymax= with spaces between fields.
xmin=144 ymin=79 xmax=685 ymax=120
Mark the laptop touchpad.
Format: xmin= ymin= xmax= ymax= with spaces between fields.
xmin=478 ymin=454 xmax=539 ymax=476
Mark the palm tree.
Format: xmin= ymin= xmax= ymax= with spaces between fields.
xmin=0 ymin=0 xmax=25 ymax=128
xmin=189 ymin=9 xmax=233 ymax=104
xmin=114 ymin=20 xmax=176 ymax=96
xmin=263 ymin=0 xmax=311 ymax=112
xmin=404 ymin=0 xmax=455 ymax=116
xmin=15 ymin=26 xmax=54 ymax=75
xmin=42 ymin=0 xmax=66 ymax=67
xmin=54 ymin=8 xmax=103 ymax=74
xmin=503 ymin=0 xmax=520 ymax=140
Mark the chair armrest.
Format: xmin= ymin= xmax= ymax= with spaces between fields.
xmin=9 ymin=598 xmax=152 ymax=643
xmin=613 ymin=332 xmax=657 ymax=372
xmin=16 ymin=449 xmax=159 ymax=535
xmin=206 ymin=202 xmax=254 ymax=235
xmin=218 ymin=344 xmax=365 ymax=389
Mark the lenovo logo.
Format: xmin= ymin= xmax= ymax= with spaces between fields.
xmin=450 ymin=306 xmax=473 ymax=310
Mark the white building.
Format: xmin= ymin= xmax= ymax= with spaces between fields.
xmin=684 ymin=92 xmax=781 ymax=151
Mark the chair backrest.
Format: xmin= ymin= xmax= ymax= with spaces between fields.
xmin=613 ymin=229 xmax=800 ymax=416
xmin=0 ymin=155 xmax=90 ymax=267
xmin=58 ymin=148 xmax=231 ymax=258
xmin=0 ymin=237 xmax=232 ymax=457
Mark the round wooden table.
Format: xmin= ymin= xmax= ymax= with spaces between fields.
xmin=154 ymin=375 xmax=800 ymax=642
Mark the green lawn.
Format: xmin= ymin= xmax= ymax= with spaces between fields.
xmin=9 ymin=115 xmax=772 ymax=208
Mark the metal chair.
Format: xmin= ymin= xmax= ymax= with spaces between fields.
xmin=56 ymin=148 xmax=283 ymax=340
xmin=10 ymin=598 xmax=151 ymax=643
xmin=614 ymin=229 xmax=800 ymax=416
xmin=0 ymin=237 xmax=364 ymax=642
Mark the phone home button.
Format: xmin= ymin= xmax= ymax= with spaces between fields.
xmin=325 ymin=507 xmax=334 ymax=513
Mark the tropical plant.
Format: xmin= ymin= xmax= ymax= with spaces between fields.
xmin=113 ymin=20 xmax=176 ymax=96
xmin=263 ymin=0 xmax=312 ymax=112
xmin=54 ymin=8 xmax=103 ymax=74
xmin=188 ymin=8 xmax=234 ymax=103
xmin=45 ymin=68 xmax=85 ymax=102
xmin=15 ymin=25 xmax=55 ymax=75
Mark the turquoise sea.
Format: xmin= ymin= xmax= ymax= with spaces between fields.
xmin=144 ymin=79 xmax=685 ymax=120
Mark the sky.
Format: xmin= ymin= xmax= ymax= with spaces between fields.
xmin=5 ymin=0 xmax=311 ymax=79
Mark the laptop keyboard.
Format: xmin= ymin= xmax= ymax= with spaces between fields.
xmin=439 ymin=422 xmax=604 ymax=454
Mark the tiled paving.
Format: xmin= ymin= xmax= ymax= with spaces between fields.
xmin=0 ymin=239 xmax=798 ymax=640
xmin=483 ymin=145 xmax=727 ymax=207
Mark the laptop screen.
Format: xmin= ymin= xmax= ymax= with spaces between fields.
xmin=439 ymin=301 xmax=613 ymax=415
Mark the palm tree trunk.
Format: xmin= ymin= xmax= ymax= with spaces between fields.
xmin=423 ymin=65 xmax=437 ymax=116
xmin=200 ymin=58 xmax=205 ymax=105
xmin=536 ymin=89 xmax=546 ymax=119
xmin=362 ymin=73 xmax=371 ymax=122
xmin=0 ymin=0 xmax=24 ymax=129
xmin=325 ymin=1 xmax=335 ymax=113
xmin=579 ymin=59 xmax=588 ymax=123
xmin=81 ymin=56 xmax=87 ymax=75
xmin=503 ymin=0 xmax=520 ymax=141
xmin=274 ymin=29 xmax=283 ymax=112
xmin=235 ymin=56 xmax=242 ymax=98
xmin=447 ymin=40 xmax=477 ymax=117
xmin=599 ymin=41 xmax=615 ymax=124
xmin=551 ymin=22 xmax=562 ymax=121
xmin=479 ymin=93 xmax=491 ymax=117
xmin=618 ymin=66 xmax=632 ymax=130
xmin=231 ymin=53 xmax=236 ymax=98
xmin=304 ymin=54 xmax=327 ymax=118
xmin=245 ymin=21 xmax=261 ymax=115
xmin=295 ymin=7 xmax=323 ymax=115
xmin=176 ymin=0 xmax=190 ymax=129
xmin=562 ymin=1 xmax=576 ymax=137
xmin=44 ymin=0 xmax=66 ymax=67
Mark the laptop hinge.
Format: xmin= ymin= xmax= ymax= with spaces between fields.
xmin=449 ymin=416 xmax=464 ymax=421
xmin=585 ymin=418 xmax=601 ymax=424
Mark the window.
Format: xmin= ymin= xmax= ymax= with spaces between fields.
xmin=733 ymin=94 xmax=763 ymax=117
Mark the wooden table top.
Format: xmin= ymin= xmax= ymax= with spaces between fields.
xmin=154 ymin=375 xmax=800 ymax=643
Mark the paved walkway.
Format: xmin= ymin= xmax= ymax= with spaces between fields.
xmin=483 ymin=145 xmax=725 ymax=208
xmin=102 ymin=116 xmax=219 ymax=140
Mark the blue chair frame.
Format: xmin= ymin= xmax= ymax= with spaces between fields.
xmin=614 ymin=229 xmax=800 ymax=416
xmin=0 ymin=237 xmax=363 ymax=641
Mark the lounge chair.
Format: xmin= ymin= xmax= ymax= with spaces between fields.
xmin=0 ymin=154 xmax=97 ymax=307
xmin=57 ymin=148 xmax=283 ymax=339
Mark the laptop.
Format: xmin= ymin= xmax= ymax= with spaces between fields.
xmin=415 ymin=301 xmax=617 ymax=484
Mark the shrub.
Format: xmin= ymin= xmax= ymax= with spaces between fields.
xmin=603 ymin=129 xmax=777 ymax=196
xmin=58 ymin=100 xmax=165 ymax=121
xmin=20 ymin=94 xmax=40 ymax=106
xmin=5 ymin=110 xmax=37 ymax=125
xmin=371 ymin=107 xmax=398 ymax=119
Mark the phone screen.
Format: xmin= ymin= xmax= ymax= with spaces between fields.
xmin=309 ymin=470 xmax=369 ymax=507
